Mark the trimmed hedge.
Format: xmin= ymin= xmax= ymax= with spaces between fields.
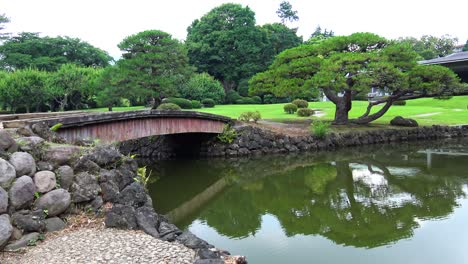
xmin=297 ymin=108 xmax=315 ymax=117
xmin=292 ymin=99 xmax=308 ymax=108
xmin=162 ymin=97 xmax=193 ymax=109
xmin=157 ymin=103 xmax=181 ymax=111
xmin=284 ymin=103 xmax=298 ymax=114
xmin=238 ymin=111 xmax=261 ymax=123
xmin=202 ymin=98 xmax=215 ymax=108
xmin=191 ymin=100 xmax=202 ymax=109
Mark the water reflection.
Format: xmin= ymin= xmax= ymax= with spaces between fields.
xmin=146 ymin=139 xmax=468 ymax=251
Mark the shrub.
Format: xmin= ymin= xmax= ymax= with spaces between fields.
xmin=162 ymin=97 xmax=193 ymax=109
xmin=292 ymin=99 xmax=308 ymax=108
xmin=251 ymin=96 xmax=262 ymax=104
xmin=393 ymin=100 xmax=406 ymax=106
xmin=297 ymin=108 xmax=315 ymax=117
xmin=264 ymin=95 xmax=290 ymax=104
xmin=157 ymin=103 xmax=181 ymax=111
xmin=191 ymin=100 xmax=202 ymax=109
xmin=202 ymin=98 xmax=215 ymax=108
xmin=225 ymin=90 xmax=242 ymax=104
xmin=238 ymin=111 xmax=261 ymax=123
xmin=311 ymin=121 xmax=330 ymax=139
xmin=284 ymin=103 xmax=298 ymax=114
xmin=217 ymin=125 xmax=237 ymax=143
xmin=235 ymin=96 xmax=261 ymax=104
xmin=179 ymin=73 xmax=225 ymax=103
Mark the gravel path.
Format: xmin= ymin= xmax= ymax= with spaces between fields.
xmin=1 ymin=228 xmax=195 ymax=264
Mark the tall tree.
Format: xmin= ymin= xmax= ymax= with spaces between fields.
xmin=186 ymin=3 xmax=270 ymax=90
xmin=463 ymin=39 xmax=468 ymax=52
xmin=113 ymin=30 xmax=194 ymax=107
xmin=306 ymin=25 xmax=334 ymax=45
xmin=0 ymin=33 xmax=113 ymax=71
xmin=260 ymin=23 xmax=302 ymax=61
xmin=276 ymin=1 xmax=299 ymax=24
xmin=0 ymin=13 xmax=10 ymax=40
xmin=250 ymin=33 xmax=464 ymax=125
xmin=398 ymin=35 xmax=458 ymax=60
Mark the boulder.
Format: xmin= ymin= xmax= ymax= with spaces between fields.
xmin=4 ymin=232 xmax=39 ymax=251
xmin=0 ymin=187 xmax=7 ymax=213
xmin=158 ymin=221 xmax=182 ymax=242
xmin=44 ymin=145 xmax=81 ymax=166
xmin=56 ymin=165 xmax=74 ymax=190
xmin=135 ymin=206 xmax=159 ymax=238
xmin=194 ymin=259 xmax=224 ymax=264
xmin=36 ymin=161 xmax=54 ymax=171
xmin=9 ymin=176 xmax=36 ymax=210
xmin=86 ymin=145 xmax=122 ymax=167
xmin=44 ymin=217 xmax=66 ymax=232
xmin=0 ymin=130 xmax=17 ymax=153
xmin=105 ymin=204 xmax=137 ymax=229
xmin=0 ymin=214 xmax=13 ymax=247
xmin=70 ymin=172 xmax=99 ymax=203
xmin=9 ymin=152 xmax=36 ymax=177
xmin=33 ymin=171 xmax=56 ymax=193
xmin=116 ymin=182 xmax=147 ymax=207
xmin=390 ymin=116 xmax=419 ymax=127
xmin=73 ymin=158 xmax=100 ymax=174
xmin=32 ymin=122 xmax=65 ymax=143
xmin=16 ymin=126 xmax=35 ymax=137
xmin=34 ymin=189 xmax=71 ymax=217
xmin=16 ymin=136 xmax=45 ymax=152
xmin=11 ymin=227 xmax=22 ymax=241
xmin=100 ymin=181 xmax=119 ymax=202
xmin=176 ymin=231 xmax=212 ymax=249
xmin=0 ymin=158 xmax=16 ymax=190
xmin=88 ymin=196 xmax=103 ymax=212
xmin=196 ymin=248 xmax=221 ymax=260
xmin=11 ymin=210 xmax=45 ymax=232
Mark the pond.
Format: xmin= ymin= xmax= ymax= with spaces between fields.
xmin=146 ymin=139 xmax=468 ymax=264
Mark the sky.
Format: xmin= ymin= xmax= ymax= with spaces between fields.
xmin=1 ymin=0 xmax=467 ymax=58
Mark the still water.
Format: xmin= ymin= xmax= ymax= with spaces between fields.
xmin=146 ymin=139 xmax=468 ymax=264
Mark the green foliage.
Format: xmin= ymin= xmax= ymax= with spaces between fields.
xmin=284 ymin=103 xmax=298 ymax=114
xmin=191 ymin=100 xmax=202 ymax=109
xmin=260 ymin=23 xmax=303 ymax=63
xmin=202 ymin=98 xmax=216 ymax=108
xmin=292 ymin=99 xmax=308 ymax=108
xmin=34 ymin=192 xmax=40 ymax=199
xmin=311 ymin=121 xmax=330 ymax=139
xmin=137 ymin=166 xmax=152 ymax=187
xmin=398 ymin=35 xmax=458 ymax=60
xmin=238 ymin=111 xmax=261 ymax=123
xmin=0 ymin=32 xmax=112 ymax=71
xmin=276 ymin=1 xmax=299 ymax=24
xmin=392 ymin=100 xmax=406 ymax=106
xmin=162 ymin=97 xmax=193 ymax=109
xmin=180 ymin=73 xmax=225 ymax=103
xmin=186 ymin=3 xmax=272 ymax=89
xmin=306 ymin=25 xmax=335 ymax=45
xmin=235 ymin=96 xmax=262 ymax=104
xmin=225 ymin=90 xmax=243 ymax=104
xmin=49 ymin=123 xmax=63 ymax=132
xmin=463 ymin=40 xmax=468 ymax=52
xmin=297 ymin=108 xmax=314 ymax=117
xmin=263 ymin=94 xmax=289 ymax=104
xmin=217 ymin=125 xmax=237 ymax=143
xmin=156 ymin=103 xmax=181 ymax=111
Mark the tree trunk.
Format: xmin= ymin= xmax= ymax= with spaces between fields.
xmin=108 ymin=105 xmax=113 ymax=112
xmin=333 ymin=100 xmax=349 ymax=125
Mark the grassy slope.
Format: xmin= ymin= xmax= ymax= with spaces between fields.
xmin=197 ymin=96 xmax=468 ymax=125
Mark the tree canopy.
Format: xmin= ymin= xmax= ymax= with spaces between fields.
xmin=276 ymin=1 xmax=299 ymax=24
xmin=250 ymin=33 xmax=464 ymax=125
xmin=186 ymin=3 xmax=271 ymax=90
xmin=463 ymin=39 xmax=468 ymax=52
xmin=398 ymin=35 xmax=458 ymax=60
xmin=0 ymin=32 xmax=113 ymax=71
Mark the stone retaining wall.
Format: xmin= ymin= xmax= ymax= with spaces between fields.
xmin=200 ymin=125 xmax=468 ymax=157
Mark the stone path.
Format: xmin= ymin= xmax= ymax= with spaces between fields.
xmin=0 ymin=227 xmax=195 ymax=264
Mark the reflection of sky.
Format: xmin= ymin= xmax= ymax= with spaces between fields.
xmin=189 ymin=204 xmax=468 ymax=264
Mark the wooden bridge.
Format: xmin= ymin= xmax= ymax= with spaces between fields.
xmin=0 ymin=110 xmax=233 ymax=143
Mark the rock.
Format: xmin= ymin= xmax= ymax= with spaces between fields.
xmin=11 ymin=210 xmax=45 ymax=232
xmin=0 ymin=130 xmax=18 ymax=153
xmin=36 ymin=161 xmax=54 ymax=171
xmin=87 ymin=145 xmax=122 ymax=167
xmin=176 ymin=231 xmax=212 ymax=249
xmin=4 ymin=232 xmax=39 ymax=251
xmin=0 ymin=214 xmax=13 ymax=246
xmin=16 ymin=126 xmax=35 ymax=137
xmin=105 ymin=204 xmax=137 ymax=229
xmin=33 ymin=171 xmax=56 ymax=193
xmin=16 ymin=136 xmax=45 ymax=152
xmin=116 ymin=182 xmax=147 ymax=207
xmin=31 ymin=122 xmax=65 ymax=143
xmin=100 ymin=181 xmax=119 ymax=202
xmin=89 ymin=196 xmax=103 ymax=211
xmin=390 ymin=116 xmax=419 ymax=127
xmin=0 ymin=187 xmax=7 ymax=213
xmin=194 ymin=259 xmax=224 ymax=264
xmin=114 ymin=166 xmax=136 ymax=191
xmin=9 ymin=152 xmax=36 ymax=177
xmin=74 ymin=158 xmax=100 ymax=174
xmin=9 ymin=176 xmax=36 ymax=210
xmin=44 ymin=217 xmax=66 ymax=232
xmin=56 ymin=165 xmax=74 ymax=190
xmin=196 ymin=248 xmax=221 ymax=259
xmin=44 ymin=145 xmax=81 ymax=166
xmin=34 ymin=189 xmax=71 ymax=217
xmin=11 ymin=227 xmax=22 ymax=241
xmin=0 ymin=158 xmax=16 ymax=190
xmin=70 ymin=172 xmax=99 ymax=203
xmin=135 ymin=206 xmax=159 ymax=238
xmin=158 ymin=221 xmax=182 ymax=242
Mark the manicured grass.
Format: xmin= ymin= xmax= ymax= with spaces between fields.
xmin=196 ymin=96 xmax=468 ymax=126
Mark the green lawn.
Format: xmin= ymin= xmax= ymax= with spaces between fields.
xmin=196 ymin=96 xmax=468 ymax=126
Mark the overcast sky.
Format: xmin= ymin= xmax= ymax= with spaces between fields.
xmin=1 ymin=0 xmax=467 ymax=58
